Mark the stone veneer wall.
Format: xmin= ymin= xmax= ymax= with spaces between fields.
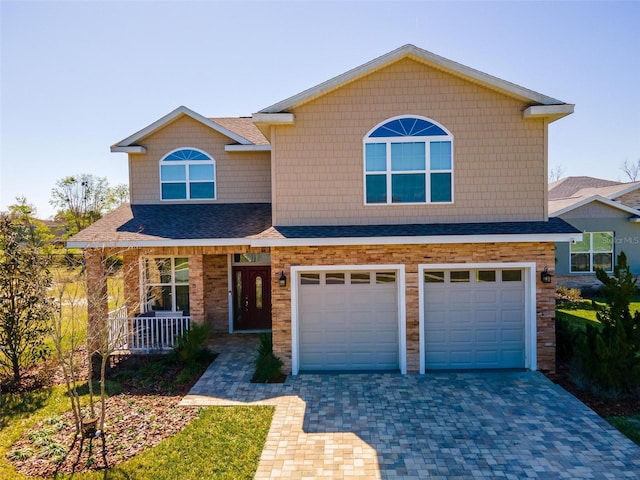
xmin=270 ymin=242 xmax=557 ymax=374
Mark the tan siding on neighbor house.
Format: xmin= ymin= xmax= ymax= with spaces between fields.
xmin=272 ymin=58 xmax=547 ymax=226
xmin=128 ymin=115 xmax=271 ymax=204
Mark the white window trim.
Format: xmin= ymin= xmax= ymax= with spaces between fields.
xmin=290 ymin=264 xmax=406 ymax=375
xmin=418 ymin=262 xmax=537 ymax=373
xmin=140 ymin=256 xmax=190 ymax=313
xmin=569 ymin=231 xmax=614 ymax=274
xmin=363 ymin=115 xmax=454 ymax=206
xmin=159 ymin=147 xmax=216 ymax=201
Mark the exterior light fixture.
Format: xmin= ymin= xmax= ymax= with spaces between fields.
xmin=279 ymin=270 xmax=287 ymax=287
xmin=541 ymin=267 xmax=553 ymax=284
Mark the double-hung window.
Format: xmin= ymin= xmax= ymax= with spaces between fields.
xmin=364 ymin=116 xmax=453 ymax=204
xmin=142 ymin=257 xmax=190 ymax=314
xmin=160 ymin=148 xmax=215 ymax=200
xmin=570 ymin=232 xmax=614 ymax=273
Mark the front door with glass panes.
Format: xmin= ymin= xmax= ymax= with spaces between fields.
xmin=232 ymin=265 xmax=271 ymax=330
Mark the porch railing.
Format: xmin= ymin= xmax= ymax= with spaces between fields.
xmin=107 ymin=308 xmax=191 ymax=352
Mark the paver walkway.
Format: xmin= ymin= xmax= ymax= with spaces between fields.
xmin=180 ymin=334 xmax=640 ymax=479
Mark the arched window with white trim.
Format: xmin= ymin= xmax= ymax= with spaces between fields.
xmin=160 ymin=148 xmax=215 ymax=200
xmin=363 ymin=116 xmax=453 ymax=204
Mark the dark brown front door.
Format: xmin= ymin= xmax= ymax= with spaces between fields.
xmin=232 ymin=266 xmax=272 ymax=330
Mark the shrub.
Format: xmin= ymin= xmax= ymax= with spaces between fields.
xmin=555 ymin=314 xmax=582 ymax=362
xmin=170 ymin=323 xmax=214 ymax=366
xmin=556 ymin=286 xmax=582 ymax=303
xmin=253 ymin=333 xmax=284 ymax=383
xmin=576 ymin=252 xmax=640 ymax=396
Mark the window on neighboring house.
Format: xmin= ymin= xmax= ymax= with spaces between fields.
xmin=142 ymin=257 xmax=190 ymax=314
xmin=570 ymin=232 xmax=614 ymax=273
xmin=364 ymin=116 xmax=453 ymax=204
xmin=160 ymin=148 xmax=215 ymax=200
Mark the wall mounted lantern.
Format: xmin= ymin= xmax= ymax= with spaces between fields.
xmin=541 ymin=267 xmax=553 ymax=284
xmin=279 ymin=270 xmax=287 ymax=287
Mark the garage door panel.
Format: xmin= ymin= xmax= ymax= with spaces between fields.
xmin=299 ymin=270 xmax=399 ymax=371
xmin=424 ymin=268 xmax=526 ymax=370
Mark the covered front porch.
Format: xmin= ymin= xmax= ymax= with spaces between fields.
xmin=86 ymin=247 xmax=275 ymax=353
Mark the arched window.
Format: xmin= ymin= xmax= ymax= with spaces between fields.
xmin=160 ymin=148 xmax=215 ymax=200
xmin=363 ymin=116 xmax=453 ymax=204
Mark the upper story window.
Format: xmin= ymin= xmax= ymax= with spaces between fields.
xmin=160 ymin=148 xmax=215 ymax=200
xmin=364 ymin=116 xmax=453 ymax=204
xmin=570 ymin=232 xmax=614 ymax=273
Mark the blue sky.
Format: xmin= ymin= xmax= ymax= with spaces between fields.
xmin=1 ymin=1 xmax=639 ymax=218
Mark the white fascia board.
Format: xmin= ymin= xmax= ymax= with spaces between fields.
xmin=67 ymin=232 xmax=581 ymax=250
xmin=550 ymin=195 xmax=640 ymax=218
xmin=66 ymin=238 xmax=255 ymax=249
xmin=523 ymin=104 xmax=575 ymax=123
xmin=113 ymin=106 xmax=252 ymax=148
xmin=259 ymin=44 xmax=566 ymax=113
xmin=110 ymin=145 xmax=147 ymax=153
xmin=251 ymin=113 xmax=295 ymax=125
xmin=250 ymin=232 xmax=583 ymax=247
xmin=224 ymin=144 xmax=271 ymax=152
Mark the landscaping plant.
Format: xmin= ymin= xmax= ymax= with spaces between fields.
xmin=577 ymin=252 xmax=640 ymax=395
xmin=0 ymin=214 xmax=53 ymax=385
xmin=253 ymin=332 xmax=284 ymax=383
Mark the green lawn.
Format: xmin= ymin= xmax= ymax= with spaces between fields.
xmin=0 ymin=386 xmax=273 ymax=480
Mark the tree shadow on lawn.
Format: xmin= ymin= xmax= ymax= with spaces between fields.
xmin=0 ymin=387 xmax=53 ymax=429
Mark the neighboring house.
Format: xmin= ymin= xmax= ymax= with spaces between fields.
xmin=549 ymin=176 xmax=640 ymax=289
xmin=68 ymin=44 xmax=579 ymax=374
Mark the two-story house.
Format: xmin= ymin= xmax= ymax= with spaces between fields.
xmin=69 ymin=44 xmax=579 ymax=374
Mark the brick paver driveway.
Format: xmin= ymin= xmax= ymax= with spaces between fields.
xmin=180 ymin=335 xmax=640 ymax=479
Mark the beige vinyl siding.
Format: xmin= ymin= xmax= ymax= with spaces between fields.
xmin=128 ymin=116 xmax=271 ymax=204
xmin=272 ymin=57 xmax=547 ymax=226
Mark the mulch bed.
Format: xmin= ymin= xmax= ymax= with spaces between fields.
xmin=544 ymin=363 xmax=640 ymax=418
xmin=5 ymin=353 xmax=211 ymax=477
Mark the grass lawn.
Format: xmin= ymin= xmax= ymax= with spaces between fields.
xmin=608 ymin=414 xmax=640 ymax=446
xmin=1 ymin=386 xmax=273 ymax=480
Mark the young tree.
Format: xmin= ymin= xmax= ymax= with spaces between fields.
xmin=621 ymin=158 xmax=640 ymax=182
xmin=50 ymin=174 xmax=129 ymax=235
xmin=578 ymin=252 xmax=640 ymax=395
xmin=7 ymin=196 xmax=54 ymax=249
xmin=548 ymin=165 xmax=566 ymax=183
xmin=0 ymin=214 xmax=53 ymax=384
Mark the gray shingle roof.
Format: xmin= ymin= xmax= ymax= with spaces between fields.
xmin=68 ymin=203 xmax=579 ymax=246
xmin=69 ymin=203 xmax=273 ymax=242
xmin=269 ymin=218 xmax=579 ymax=239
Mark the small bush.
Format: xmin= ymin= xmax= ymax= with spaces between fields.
xmin=170 ymin=323 xmax=214 ymax=366
xmin=253 ymin=333 xmax=284 ymax=383
xmin=556 ymin=315 xmax=582 ymax=362
xmin=556 ymin=286 xmax=582 ymax=303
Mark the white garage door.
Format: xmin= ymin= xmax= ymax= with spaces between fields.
xmin=424 ymin=268 xmax=525 ymax=370
xmin=298 ymin=271 xmax=399 ymax=371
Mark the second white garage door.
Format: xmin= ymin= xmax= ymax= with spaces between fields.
xmin=298 ymin=271 xmax=399 ymax=371
xmin=423 ymin=268 xmax=526 ymax=370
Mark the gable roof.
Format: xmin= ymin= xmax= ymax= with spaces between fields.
xmin=111 ymin=106 xmax=259 ymax=153
xmin=258 ymin=44 xmax=573 ymax=117
xmin=549 ymin=194 xmax=640 ymax=218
